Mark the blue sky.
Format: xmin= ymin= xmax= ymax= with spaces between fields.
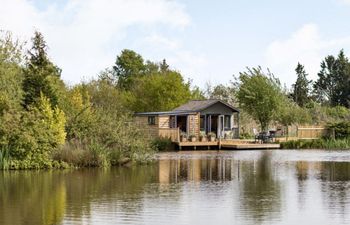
xmin=1 ymin=0 xmax=350 ymax=88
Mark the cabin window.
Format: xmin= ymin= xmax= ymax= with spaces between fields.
xmin=224 ymin=115 xmax=231 ymax=129
xmin=148 ymin=116 xmax=156 ymax=125
xmin=200 ymin=116 xmax=205 ymax=131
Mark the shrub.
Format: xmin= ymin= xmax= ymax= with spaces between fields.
xmin=280 ymin=138 xmax=350 ymax=149
xmin=240 ymin=132 xmax=253 ymax=139
xmin=327 ymin=121 xmax=350 ymax=139
xmin=151 ymin=137 xmax=173 ymax=151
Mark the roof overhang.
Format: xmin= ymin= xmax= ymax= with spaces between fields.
xmin=134 ymin=110 xmax=198 ymax=116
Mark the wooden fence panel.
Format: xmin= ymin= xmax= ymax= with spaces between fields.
xmin=297 ymin=126 xmax=328 ymax=139
xmin=158 ymin=128 xmax=180 ymax=142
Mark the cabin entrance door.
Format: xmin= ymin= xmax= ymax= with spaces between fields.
xmin=207 ymin=115 xmax=218 ymax=135
xmin=176 ymin=116 xmax=187 ymax=134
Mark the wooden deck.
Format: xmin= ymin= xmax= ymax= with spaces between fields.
xmin=175 ymin=139 xmax=280 ymax=150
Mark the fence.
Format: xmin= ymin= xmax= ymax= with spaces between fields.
xmin=158 ymin=128 xmax=180 ymax=142
xmin=297 ymin=125 xmax=329 ymax=139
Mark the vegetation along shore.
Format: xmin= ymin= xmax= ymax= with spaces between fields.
xmin=1 ymin=30 xmax=350 ymax=169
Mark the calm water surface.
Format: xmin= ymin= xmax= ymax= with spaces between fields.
xmin=1 ymin=150 xmax=350 ymax=225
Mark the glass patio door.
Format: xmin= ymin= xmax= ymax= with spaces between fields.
xmin=218 ymin=115 xmax=224 ymax=138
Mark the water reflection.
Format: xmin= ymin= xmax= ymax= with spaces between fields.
xmin=0 ymin=150 xmax=350 ymax=225
xmin=158 ymin=157 xmax=237 ymax=183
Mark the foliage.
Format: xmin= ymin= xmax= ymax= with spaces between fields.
xmin=291 ymin=63 xmax=311 ymax=107
xmin=0 ymin=147 xmax=10 ymax=170
xmin=113 ymin=49 xmax=145 ymax=90
xmin=306 ymin=103 xmax=350 ymax=124
xmin=8 ymin=94 xmax=66 ymax=168
xmin=280 ymin=138 xmax=350 ymax=149
xmin=276 ymin=97 xmax=311 ymax=127
xmin=60 ymin=86 xmax=96 ymax=140
xmin=131 ymin=71 xmax=194 ymax=112
xmin=205 ymin=82 xmax=237 ymax=106
xmin=23 ymin=31 xmax=63 ymax=108
xmin=327 ymin=122 xmax=350 ymax=139
xmin=313 ymin=50 xmax=350 ymax=107
xmin=236 ymin=67 xmax=284 ymax=131
xmin=240 ymin=132 xmax=253 ymax=139
xmin=151 ymin=137 xmax=173 ymax=152
xmin=208 ymin=132 xmax=216 ymax=138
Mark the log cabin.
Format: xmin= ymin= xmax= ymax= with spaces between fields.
xmin=134 ymin=99 xmax=240 ymax=142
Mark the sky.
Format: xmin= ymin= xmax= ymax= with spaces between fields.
xmin=1 ymin=0 xmax=350 ymax=88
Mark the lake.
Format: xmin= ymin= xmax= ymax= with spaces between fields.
xmin=1 ymin=150 xmax=350 ymax=225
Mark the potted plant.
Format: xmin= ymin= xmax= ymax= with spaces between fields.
xmin=208 ymin=132 xmax=216 ymax=142
xmin=189 ymin=133 xmax=197 ymax=142
xmin=180 ymin=132 xmax=187 ymax=142
xmin=199 ymin=133 xmax=207 ymax=142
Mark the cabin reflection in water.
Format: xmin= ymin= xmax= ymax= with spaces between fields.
xmin=158 ymin=158 xmax=240 ymax=183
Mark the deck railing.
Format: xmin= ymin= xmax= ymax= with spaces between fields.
xmin=158 ymin=128 xmax=180 ymax=142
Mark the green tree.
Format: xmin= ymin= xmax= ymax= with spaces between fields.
xmin=0 ymin=32 xmax=24 ymax=148
xmin=292 ymin=63 xmax=311 ymax=107
xmin=313 ymin=50 xmax=350 ymax=107
xmin=60 ymin=86 xmax=96 ymax=140
xmin=236 ymin=67 xmax=283 ymax=131
xmin=113 ymin=49 xmax=145 ymax=90
xmin=131 ymin=71 xmax=193 ymax=112
xmin=205 ymin=82 xmax=237 ymax=106
xmin=10 ymin=94 xmax=66 ymax=168
xmin=23 ymin=31 xmax=63 ymax=108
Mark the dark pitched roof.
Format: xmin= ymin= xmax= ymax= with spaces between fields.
xmin=173 ymin=99 xmax=239 ymax=112
xmin=134 ymin=99 xmax=239 ymax=116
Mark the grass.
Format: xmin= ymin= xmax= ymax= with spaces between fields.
xmin=52 ymin=140 xmax=136 ymax=168
xmin=280 ymin=138 xmax=350 ymax=149
xmin=0 ymin=147 xmax=10 ymax=170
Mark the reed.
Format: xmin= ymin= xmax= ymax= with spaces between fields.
xmin=0 ymin=147 xmax=10 ymax=170
xmin=280 ymin=138 xmax=350 ymax=149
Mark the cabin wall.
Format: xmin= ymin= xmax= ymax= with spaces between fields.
xmin=134 ymin=116 xmax=159 ymax=138
xmin=188 ymin=113 xmax=200 ymax=137
xmin=158 ymin=116 xmax=170 ymax=128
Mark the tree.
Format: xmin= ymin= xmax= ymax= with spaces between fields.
xmin=0 ymin=32 xmax=24 ymax=147
xmin=236 ymin=67 xmax=283 ymax=131
xmin=131 ymin=71 xmax=193 ymax=112
xmin=60 ymin=86 xmax=96 ymax=140
xmin=113 ymin=49 xmax=145 ymax=90
xmin=10 ymin=94 xmax=66 ymax=167
xmin=205 ymin=82 xmax=237 ymax=106
xmin=313 ymin=50 xmax=350 ymax=107
xmin=159 ymin=59 xmax=169 ymax=73
xmin=291 ymin=63 xmax=311 ymax=107
xmin=23 ymin=31 xmax=63 ymax=108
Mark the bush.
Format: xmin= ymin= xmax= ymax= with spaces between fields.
xmin=280 ymin=138 xmax=350 ymax=149
xmin=327 ymin=121 xmax=350 ymax=139
xmin=240 ymin=132 xmax=253 ymax=139
xmin=151 ymin=137 xmax=173 ymax=151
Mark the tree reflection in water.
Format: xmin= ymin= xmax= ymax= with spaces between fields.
xmin=237 ymin=151 xmax=282 ymax=223
xmin=1 ymin=151 xmax=350 ymax=225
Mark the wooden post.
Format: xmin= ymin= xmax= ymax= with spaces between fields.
xmin=237 ymin=112 xmax=240 ymax=139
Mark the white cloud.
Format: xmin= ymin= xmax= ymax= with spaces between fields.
xmin=338 ymin=0 xmax=350 ymax=5
xmin=0 ymin=0 xmax=191 ymax=84
xmin=138 ymin=33 xmax=207 ymax=86
xmin=265 ymin=23 xmax=350 ymax=87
